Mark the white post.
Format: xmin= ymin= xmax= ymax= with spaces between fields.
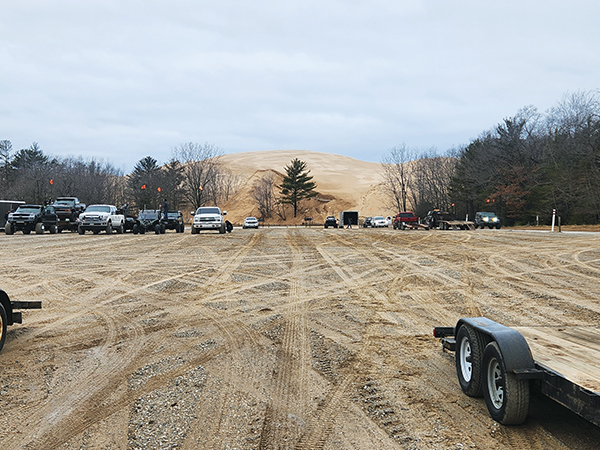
xmin=551 ymin=209 xmax=556 ymax=232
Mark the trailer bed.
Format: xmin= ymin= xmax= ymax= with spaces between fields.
xmin=516 ymin=326 xmax=600 ymax=395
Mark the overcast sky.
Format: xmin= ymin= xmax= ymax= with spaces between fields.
xmin=2 ymin=1 xmax=598 ymax=172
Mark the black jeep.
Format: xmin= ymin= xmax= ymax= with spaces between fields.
xmin=163 ymin=210 xmax=185 ymax=233
xmin=5 ymin=204 xmax=58 ymax=235
xmin=52 ymin=197 xmax=86 ymax=232
xmin=133 ymin=210 xmax=165 ymax=234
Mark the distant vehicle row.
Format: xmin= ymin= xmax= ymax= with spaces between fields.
xmin=323 ymin=210 xmax=501 ymax=230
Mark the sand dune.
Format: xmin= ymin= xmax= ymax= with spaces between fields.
xmin=220 ymin=150 xmax=390 ymax=223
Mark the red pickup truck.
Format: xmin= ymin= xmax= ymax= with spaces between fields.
xmin=392 ymin=212 xmax=424 ymax=230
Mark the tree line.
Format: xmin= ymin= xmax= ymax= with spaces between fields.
xmin=382 ymin=90 xmax=600 ymax=225
xmin=0 ymin=141 xmax=243 ymax=213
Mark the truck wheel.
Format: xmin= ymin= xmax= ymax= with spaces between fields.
xmin=219 ymin=224 xmax=226 ymax=234
xmin=455 ymin=325 xmax=485 ymax=397
xmin=78 ymin=226 xmax=85 ymax=235
xmin=93 ymin=230 xmax=100 ymax=234
xmin=106 ymin=223 xmax=112 ymax=234
xmin=191 ymin=226 xmax=198 ymax=234
xmin=133 ymin=224 xmax=139 ymax=235
xmin=0 ymin=302 xmax=7 ymax=352
xmin=140 ymin=228 xmax=146 ymax=234
xmin=483 ymin=341 xmax=529 ymax=425
xmin=49 ymin=225 xmax=57 ymax=234
xmin=155 ymin=224 xmax=161 ymax=234
xmin=160 ymin=224 xmax=166 ymax=234
xmin=35 ymin=223 xmax=44 ymax=234
xmin=116 ymin=223 xmax=124 ymax=234
xmin=5 ymin=223 xmax=13 ymax=235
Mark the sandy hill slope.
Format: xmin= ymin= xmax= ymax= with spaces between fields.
xmin=220 ymin=150 xmax=390 ymax=224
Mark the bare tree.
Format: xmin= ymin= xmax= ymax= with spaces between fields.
xmin=381 ymin=144 xmax=416 ymax=212
xmin=251 ymin=172 xmax=277 ymax=219
xmin=410 ymin=151 xmax=457 ymax=217
xmin=172 ymin=142 xmax=224 ymax=209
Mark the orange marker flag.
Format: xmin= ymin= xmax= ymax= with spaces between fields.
xmin=157 ymin=187 xmax=161 ymax=192
xmin=141 ymin=184 xmax=146 ymax=190
xmin=50 ymin=179 xmax=54 ymax=185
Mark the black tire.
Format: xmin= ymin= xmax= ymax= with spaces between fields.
xmin=0 ymin=302 xmax=7 ymax=352
xmin=106 ymin=223 xmax=112 ymax=234
xmin=483 ymin=341 xmax=530 ymax=425
xmin=191 ymin=226 xmax=198 ymax=234
xmin=35 ymin=223 xmax=44 ymax=234
xmin=49 ymin=224 xmax=57 ymax=234
xmin=5 ymin=223 xmax=13 ymax=235
xmin=116 ymin=223 xmax=124 ymax=234
xmin=78 ymin=226 xmax=85 ymax=235
xmin=93 ymin=230 xmax=100 ymax=234
xmin=496 ymin=225 xmax=501 ymax=229
xmin=23 ymin=229 xmax=31 ymax=234
xmin=179 ymin=223 xmax=185 ymax=233
xmin=455 ymin=325 xmax=485 ymax=397
xmin=160 ymin=224 xmax=166 ymax=234
xmin=140 ymin=228 xmax=146 ymax=234
xmin=219 ymin=224 xmax=225 ymax=234
xmin=133 ymin=224 xmax=139 ymax=235
xmin=155 ymin=224 xmax=160 ymax=234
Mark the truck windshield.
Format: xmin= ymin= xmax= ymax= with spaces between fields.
xmin=139 ymin=211 xmax=158 ymax=219
xmin=54 ymin=199 xmax=74 ymax=206
xmin=197 ymin=207 xmax=220 ymax=215
xmin=15 ymin=207 xmax=41 ymax=214
xmin=86 ymin=206 xmax=111 ymax=213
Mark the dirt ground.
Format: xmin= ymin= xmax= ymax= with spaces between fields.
xmin=1 ymin=227 xmax=599 ymax=450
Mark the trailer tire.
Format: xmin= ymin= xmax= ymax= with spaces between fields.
xmin=0 ymin=302 xmax=7 ymax=352
xmin=455 ymin=325 xmax=485 ymax=397
xmin=483 ymin=341 xmax=529 ymax=425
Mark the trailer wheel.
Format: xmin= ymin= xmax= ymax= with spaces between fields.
xmin=483 ymin=341 xmax=529 ymax=425
xmin=455 ymin=325 xmax=485 ymax=397
xmin=0 ymin=302 xmax=7 ymax=352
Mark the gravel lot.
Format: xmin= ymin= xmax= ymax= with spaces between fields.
xmin=1 ymin=227 xmax=599 ymax=449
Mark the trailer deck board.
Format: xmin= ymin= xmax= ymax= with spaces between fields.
xmin=515 ymin=326 xmax=600 ymax=394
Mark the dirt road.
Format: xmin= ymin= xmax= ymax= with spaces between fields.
xmin=1 ymin=227 xmax=599 ymax=449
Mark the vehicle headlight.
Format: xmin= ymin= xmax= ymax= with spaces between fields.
xmin=482 ymin=217 xmax=489 ymax=222
xmin=492 ymin=217 xmax=498 ymax=222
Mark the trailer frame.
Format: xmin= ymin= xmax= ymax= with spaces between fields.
xmin=434 ymin=317 xmax=600 ymax=427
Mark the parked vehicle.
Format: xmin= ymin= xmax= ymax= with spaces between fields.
xmin=339 ymin=211 xmax=359 ymax=228
xmin=78 ymin=204 xmax=125 ymax=234
xmin=323 ymin=216 xmax=338 ymax=228
xmin=0 ymin=289 xmax=41 ymax=352
xmin=133 ymin=210 xmax=165 ymax=234
xmin=392 ymin=211 xmax=428 ymax=230
xmin=5 ymin=204 xmax=58 ymax=235
xmin=434 ymin=317 xmax=600 ymax=427
xmin=372 ymin=216 xmax=388 ymax=227
xmin=474 ymin=212 xmax=501 ymax=229
xmin=424 ymin=209 xmax=474 ymax=230
xmin=191 ymin=206 xmax=227 ymax=234
xmin=243 ymin=217 xmax=259 ymax=229
xmin=363 ymin=217 xmax=374 ymax=228
xmin=163 ymin=210 xmax=185 ymax=233
xmin=0 ymin=200 xmax=25 ymax=230
xmin=52 ymin=197 xmax=86 ymax=232
xmin=117 ymin=203 xmax=137 ymax=232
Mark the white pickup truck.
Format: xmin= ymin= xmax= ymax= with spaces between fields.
xmin=191 ymin=206 xmax=227 ymax=234
xmin=78 ymin=204 xmax=125 ymax=234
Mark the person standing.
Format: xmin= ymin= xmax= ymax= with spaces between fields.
xmin=162 ymin=199 xmax=169 ymax=221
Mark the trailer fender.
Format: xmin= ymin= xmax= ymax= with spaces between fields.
xmin=456 ymin=317 xmax=535 ymax=374
xmin=0 ymin=290 xmax=13 ymax=326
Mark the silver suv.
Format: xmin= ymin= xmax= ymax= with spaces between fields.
xmin=191 ymin=206 xmax=227 ymax=234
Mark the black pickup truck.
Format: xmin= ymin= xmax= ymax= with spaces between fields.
xmin=4 ymin=204 xmax=58 ymax=234
xmin=52 ymin=197 xmax=86 ymax=232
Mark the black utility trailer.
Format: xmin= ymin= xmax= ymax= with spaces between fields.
xmin=434 ymin=317 xmax=600 ymax=426
xmin=0 ymin=289 xmax=42 ymax=352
